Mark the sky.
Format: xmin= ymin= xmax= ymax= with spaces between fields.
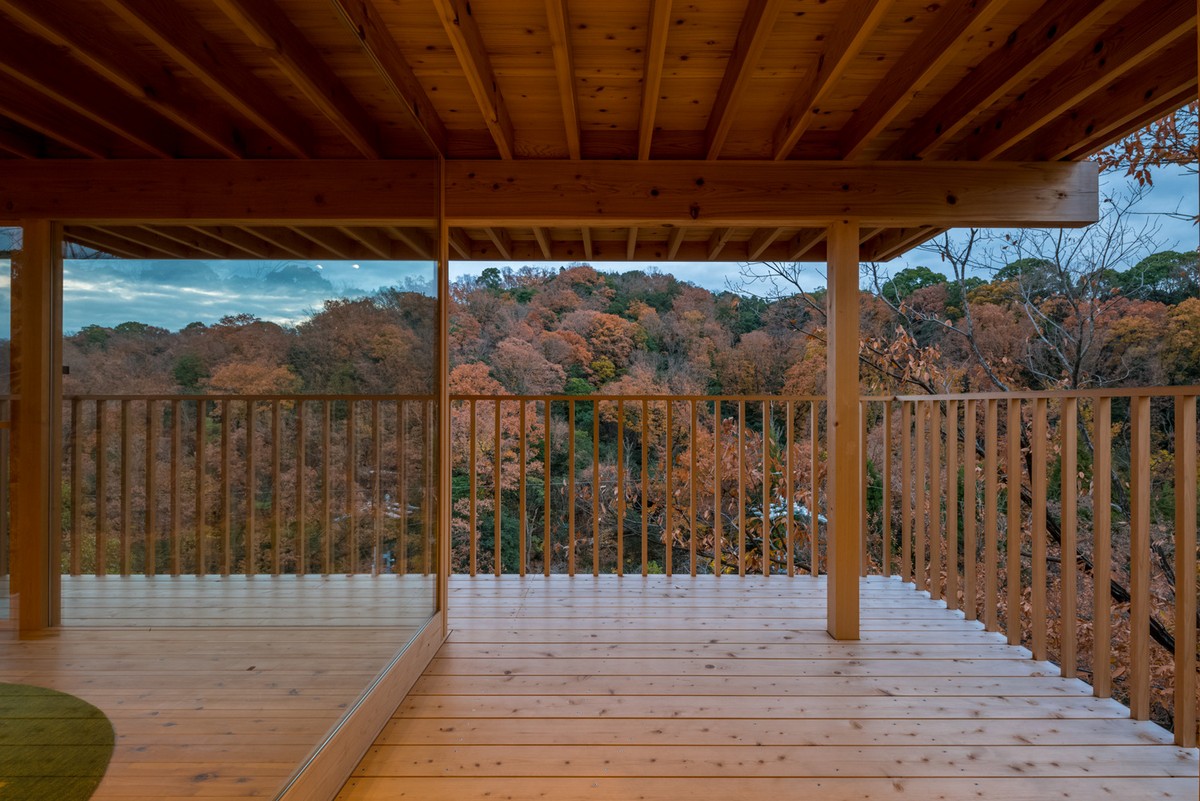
xmin=0 ymin=166 xmax=1195 ymax=336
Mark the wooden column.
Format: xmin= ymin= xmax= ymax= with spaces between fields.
xmin=825 ymin=219 xmax=860 ymax=640
xmin=437 ymin=159 xmax=451 ymax=638
xmin=11 ymin=220 xmax=62 ymax=634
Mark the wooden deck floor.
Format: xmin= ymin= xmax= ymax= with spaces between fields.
xmin=340 ymin=575 xmax=1199 ymax=800
xmin=1 ymin=575 xmax=434 ymax=800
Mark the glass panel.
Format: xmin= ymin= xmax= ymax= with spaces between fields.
xmin=0 ymin=227 xmax=15 ymax=629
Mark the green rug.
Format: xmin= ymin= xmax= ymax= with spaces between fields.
xmin=0 ymin=683 xmax=114 ymax=801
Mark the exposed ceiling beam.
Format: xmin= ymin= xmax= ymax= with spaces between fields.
xmin=0 ymin=0 xmax=250 ymax=159
xmin=447 ymin=229 xmax=473 ymax=260
xmin=704 ymin=0 xmax=785 ymax=160
xmin=1 ymin=160 xmax=1100 ymax=228
xmin=1008 ymin=39 xmax=1198 ymax=162
xmin=707 ymin=228 xmax=735 ymax=260
xmin=533 ymin=227 xmax=553 ymax=260
xmin=882 ymin=0 xmax=1122 ymax=160
xmin=951 ymin=0 xmax=1196 ymax=161
xmin=329 ymin=0 xmax=447 ymax=157
xmin=773 ymin=0 xmax=893 ymax=160
xmin=626 ymin=228 xmax=639 ymax=260
xmin=97 ymin=0 xmax=315 ymax=158
xmin=666 ymin=227 xmax=686 ymax=260
xmin=581 ymin=228 xmax=593 ymax=260
xmin=638 ymin=0 xmax=673 ymax=160
xmin=483 ymin=227 xmax=513 ymax=259
xmin=432 ymin=0 xmax=515 ymax=159
xmin=747 ymin=227 xmax=784 ymax=260
xmin=785 ymin=230 xmax=826 ymax=262
xmin=192 ymin=226 xmax=274 ymax=258
xmin=838 ymin=0 xmax=1006 ymax=160
xmin=544 ymin=0 xmax=581 ymax=159
xmin=0 ymin=24 xmax=187 ymax=158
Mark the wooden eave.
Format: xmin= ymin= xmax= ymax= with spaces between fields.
xmin=0 ymin=0 xmax=1193 ymax=263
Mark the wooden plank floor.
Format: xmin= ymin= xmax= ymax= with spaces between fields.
xmin=1 ymin=575 xmax=434 ymax=800
xmin=340 ymin=575 xmax=1199 ymax=800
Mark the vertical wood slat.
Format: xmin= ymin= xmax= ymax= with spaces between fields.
xmin=963 ymin=400 xmax=978 ymax=621
xmin=1128 ymin=394 xmax=1151 ymax=721
xmin=642 ymin=400 xmax=649 ymax=577
xmin=346 ymin=400 xmax=357 ymax=573
xmin=519 ymin=400 xmax=527 ymax=577
xmin=1093 ymin=396 xmax=1112 ymax=698
xmin=1059 ymin=397 xmax=1078 ymax=679
xmin=690 ymin=399 xmax=697 ymax=576
xmin=738 ymin=400 xmax=746 ymax=576
xmin=469 ymin=400 xmax=477 ymax=576
xmin=545 ymin=400 xmax=552 ymax=578
xmin=220 ymin=400 xmax=231 ymax=575
xmin=373 ymin=401 xmax=383 ymax=575
xmin=946 ymin=400 xmax=959 ymax=611
xmin=246 ymin=401 xmax=257 ymax=575
xmin=568 ymin=400 xmax=577 ymax=576
xmin=983 ymin=399 xmax=999 ymax=632
xmin=170 ymin=399 xmax=181 ymax=576
xmin=120 ymin=399 xmax=131 ymax=575
xmin=271 ymin=401 xmax=281 ymax=575
xmin=96 ymin=399 xmax=106 ymax=576
xmin=1173 ymin=394 xmax=1197 ymax=746
xmin=882 ymin=402 xmax=891 ymax=578
xmin=1030 ymin=397 xmax=1048 ymax=661
xmin=322 ymin=401 xmax=332 ymax=574
xmin=396 ymin=400 xmax=407 ymax=576
xmin=901 ymin=402 xmax=912 ymax=583
xmin=296 ymin=401 xmax=306 ymax=574
xmin=786 ymin=401 xmax=795 ymax=577
xmin=859 ymin=401 xmax=867 ymax=577
xmin=763 ymin=400 xmax=771 ymax=577
xmin=810 ymin=401 xmax=819 ymax=576
xmin=713 ymin=401 xmax=722 ymax=576
xmin=664 ymin=401 xmax=673 ymax=577
xmin=144 ymin=400 xmax=156 ymax=577
xmin=195 ymin=399 xmax=205 ymax=575
xmin=914 ymin=401 xmax=926 ymax=592
xmin=929 ymin=401 xmax=941 ymax=601
xmin=616 ymin=400 xmax=624 ymax=576
xmin=1006 ymin=398 xmax=1022 ymax=647
xmin=70 ymin=398 xmax=81 ymax=576
xmin=592 ymin=400 xmax=600 ymax=576
xmin=494 ymin=399 xmax=502 ymax=576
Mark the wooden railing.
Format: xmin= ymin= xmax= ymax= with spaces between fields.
xmin=873 ymin=388 xmax=1199 ymax=747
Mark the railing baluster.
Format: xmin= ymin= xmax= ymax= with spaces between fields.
xmin=1059 ymin=397 xmax=1078 ymax=677
xmin=96 ymin=399 xmax=106 ymax=576
xmin=914 ymin=401 xmax=926 ymax=592
xmin=641 ymin=399 xmax=649 ymax=577
xmin=983 ymin=399 xmax=998 ymax=632
xmin=786 ymin=400 xmax=795 ymax=578
xmin=929 ymin=401 xmax=941 ymax=601
xmin=616 ymin=400 xmax=624 ymax=576
xmin=495 ymin=399 xmax=502 ymax=577
xmin=170 ymin=399 xmax=181 ymax=576
xmin=568 ymin=399 xmax=576 ymax=576
xmin=373 ymin=400 xmax=382 ymax=575
xmin=469 ymin=399 xmax=477 ymax=577
xmin=195 ymin=399 xmax=206 ymax=575
xmin=121 ymin=399 xmax=132 ymax=575
xmin=70 ymin=398 xmax=81 ymax=576
xmin=247 ymin=400 xmax=257 ymax=575
xmin=544 ymin=399 xmax=552 ymax=577
xmin=664 ymin=401 xmax=672 ymax=577
xmin=1173 ymin=394 xmax=1197 ymax=746
xmin=144 ymin=400 xmax=156 ymax=577
xmin=221 ymin=399 xmax=231 ymax=576
xmin=519 ymin=399 xmax=527 ymax=577
xmin=738 ymin=400 xmax=746 ymax=576
xmin=1093 ymin=396 xmax=1112 ymax=697
xmin=946 ymin=400 xmax=958 ymax=611
xmin=1006 ymin=398 xmax=1022 ymax=647
xmin=763 ymin=399 xmax=771 ymax=577
xmin=1031 ymin=397 xmax=1048 ymax=661
xmin=810 ymin=401 xmax=819 ymax=577
xmin=296 ymin=400 xmax=306 ymax=574
xmin=963 ymin=399 xmax=978 ymax=621
xmin=713 ymin=401 xmax=721 ymax=576
xmin=881 ymin=401 xmax=891 ymax=579
xmin=1129 ymin=394 xmax=1151 ymax=720
xmin=901 ymin=402 xmax=911 ymax=583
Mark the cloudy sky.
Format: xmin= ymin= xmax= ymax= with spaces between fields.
xmin=0 ymin=166 xmax=1194 ymax=337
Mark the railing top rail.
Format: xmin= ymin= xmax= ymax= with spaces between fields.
xmin=889 ymin=385 xmax=1200 ymax=402
xmin=63 ymin=393 xmax=439 ymax=402
xmin=449 ymin=394 xmax=828 ymax=402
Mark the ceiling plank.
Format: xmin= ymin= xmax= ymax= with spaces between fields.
xmin=544 ymin=0 xmax=581 ymax=159
xmin=329 ymin=0 xmax=447 ymax=157
xmin=785 ymin=230 xmax=826 ymax=262
xmin=951 ymin=0 xmax=1196 ymax=161
xmin=0 ymin=0 xmax=250 ymax=159
xmin=707 ymin=228 xmax=735 ymax=260
xmin=773 ymin=0 xmax=893 ymax=160
xmin=838 ymin=0 xmax=1006 ymax=160
xmin=638 ymin=0 xmax=673 ymax=160
xmin=448 ymin=229 xmax=473 ymax=260
xmin=582 ymin=228 xmax=593 ymax=260
xmin=626 ymin=228 xmax=638 ymax=261
xmin=432 ymin=0 xmax=515 ymax=159
xmin=483 ymin=227 xmax=513 ymax=259
xmin=212 ymin=0 xmax=382 ymax=158
xmin=532 ymin=227 xmax=553 ymax=260
xmin=192 ymin=226 xmax=274 ymax=258
xmin=704 ymin=0 xmax=785 ymax=160
xmin=747 ymin=227 xmax=784 ymax=260
xmin=666 ymin=227 xmax=686 ymax=260
xmin=1004 ymin=39 xmax=1198 ymax=161
xmin=0 ymin=24 xmax=188 ymax=158
xmin=97 ymin=0 xmax=315 ymax=158
xmin=882 ymin=0 xmax=1123 ymax=160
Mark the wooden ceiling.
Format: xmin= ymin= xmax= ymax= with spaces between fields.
xmin=1 ymin=0 xmax=1195 ymax=262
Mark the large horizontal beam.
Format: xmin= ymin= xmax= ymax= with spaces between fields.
xmin=0 ymin=159 xmax=1099 ymax=227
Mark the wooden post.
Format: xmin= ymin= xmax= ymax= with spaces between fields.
xmin=825 ymin=219 xmax=860 ymax=640
xmin=11 ymin=220 xmax=62 ymax=633
xmin=438 ymin=159 xmax=451 ymax=636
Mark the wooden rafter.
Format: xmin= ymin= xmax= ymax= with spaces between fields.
xmin=952 ymin=0 xmax=1196 ymax=161
xmin=291 ymin=226 xmax=359 ymax=259
xmin=882 ymin=0 xmax=1122 ymax=160
xmin=329 ymin=0 xmax=447 ymax=157
xmin=193 ymin=226 xmax=274 ymax=259
xmin=339 ymin=226 xmax=391 ymax=259
xmin=0 ymin=120 xmax=44 ymax=158
xmin=707 ymin=228 xmax=735 ymax=260
xmin=147 ymin=225 xmax=233 ymax=258
xmin=245 ymin=227 xmax=313 ymax=259
xmin=773 ymin=0 xmax=893 ymax=160
xmin=747 ymin=227 xmax=784 ymax=260
xmin=432 ymin=0 xmax=515 ymax=159
xmin=457 ymin=230 xmax=833 ymax=262
xmin=838 ymin=0 xmax=1006 ymax=160
xmin=544 ymin=0 xmax=581 ymax=159
xmin=638 ymin=0 xmax=673 ymax=161
xmin=626 ymin=228 xmax=639 ymax=261
xmin=483 ymin=227 xmax=513 ymax=259
xmin=95 ymin=225 xmax=196 ymax=258
xmin=388 ymin=227 xmax=436 ymax=260
xmin=666 ymin=227 xmax=686 ymax=260
xmin=863 ymin=226 xmax=942 ymax=262
xmin=785 ymin=229 xmax=826 ymax=262
xmin=0 ymin=0 xmax=249 ymax=159
xmin=64 ymin=227 xmax=143 ymax=259
xmin=0 ymin=79 xmax=117 ymax=159
xmin=212 ymin=0 xmax=381 ymax=158
xmin=97 ymin=0 xmax=315 ymax=158
xmin=581 ymin=228 xmax=593 ymax=260
xmin=532 ymin=227 xmax=553 ymax=260
xmin=447 ymin=229 xmax=473 ymax=260
xmin=0 ymin=25 xmax=185 ymax=159
xmin=704 ymin=0 xmax=785 ymax=160
xmin=1065 ymin=84 xmax=1198 ymax=161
